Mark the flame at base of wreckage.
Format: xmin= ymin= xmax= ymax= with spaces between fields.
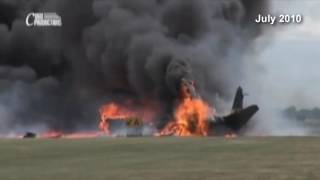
xmin=158 ymin=98 xmax=212 ymax=136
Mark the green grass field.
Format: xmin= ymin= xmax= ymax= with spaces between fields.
xmin=0 ymin=137 xmax=319 ymax=180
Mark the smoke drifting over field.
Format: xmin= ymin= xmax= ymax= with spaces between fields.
xmin=0 ymin=0 xmax=269 ymax=133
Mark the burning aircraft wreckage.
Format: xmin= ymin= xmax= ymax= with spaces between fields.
xmin=0 ymin=0 xmax=268 ymax=139
xmin=99 ymin=79 xmax=259 ymax=137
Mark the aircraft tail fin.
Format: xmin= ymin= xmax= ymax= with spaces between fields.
xmin=231 ymin=86 xmax=244 ymax=113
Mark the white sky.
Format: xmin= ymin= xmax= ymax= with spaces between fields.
xmin=258 ymin=0 xmax=320 ymax=109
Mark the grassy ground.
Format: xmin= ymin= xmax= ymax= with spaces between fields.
xmin=0 ymin=137 xmax=319 ymax=180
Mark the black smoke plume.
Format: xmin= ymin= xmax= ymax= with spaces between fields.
xmin=0 ymin=0 xmax=269 ymax=133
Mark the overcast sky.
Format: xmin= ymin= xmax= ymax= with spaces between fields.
xmin=257 ymin=0 xmax=320 ymax=109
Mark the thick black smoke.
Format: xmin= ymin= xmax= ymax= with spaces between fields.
xmin=0 ymin=0 xmax=269 ymax=133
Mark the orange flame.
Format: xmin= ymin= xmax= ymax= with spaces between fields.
xmin=99 ymin=103 xmax=136 ymax=134
xmin=99 ymin=101 xmax=158 ymax=134
xmin=40 ymin=131 xmax=63 ymax=138
xmin=160 ymin=98 xmax=213 ymax=136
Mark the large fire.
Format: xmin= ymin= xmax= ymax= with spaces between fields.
xmin=160 ymin=98 xmax=213 ymax=136
xmin=98 ymin=97 xmax=214 ymax=137
xmin=98 ymin=78 xmax=216 ymax=136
